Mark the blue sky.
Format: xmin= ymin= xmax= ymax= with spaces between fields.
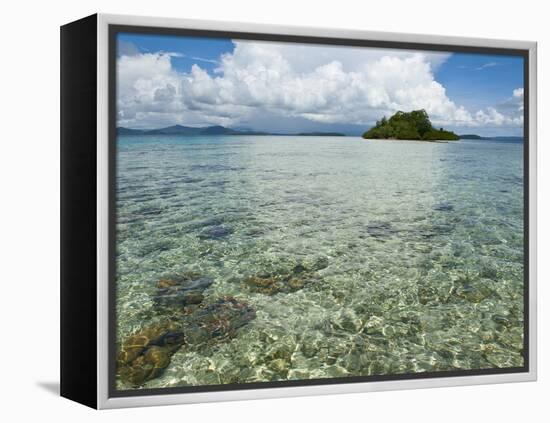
xmin=434 ymin=53 xmax=524 ymax=112
xmin=118 ymin=33 xmax=232 ymax=74
xmin=116 ymin=33 xmax=524 ymax=136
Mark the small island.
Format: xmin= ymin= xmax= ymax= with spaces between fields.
xmin=362 ymin=110 xmax=459 ymax=141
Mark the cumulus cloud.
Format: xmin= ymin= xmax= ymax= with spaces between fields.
xmin=474 ymin=87 xmax=524 ymax=127
xmin=116 ymin=40 xmax=523 ymax=132
xmin=117 ymin=40 xmax=140 ymax=57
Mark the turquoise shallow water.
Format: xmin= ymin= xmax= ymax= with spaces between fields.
xmin=115 ymin=135 xmax=524 ymax=390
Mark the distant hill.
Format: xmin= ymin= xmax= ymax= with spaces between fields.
xmin=200 ymin=125 xmax=239 ymax=135
xmin=199 ymin=125 xmax=270 ymax=135
xmin=117 ymin=127 xmax=146 ymax=135
xmin=145 ymin=125 xmax=203 ymax=135
xmin=458 ymin=134 xmax=484 ymax=140
xmin=362 ymin=110 xmax=459 ymax=141
xmin=492 ymin=136 xmax=524 ymax=141
xmin=458 ymin=134 xmax=524 ymax=141
xmin=117 ymin=125 xmax=268 ymax=136
xmin=296 ymin=132 xmax=346 ymax=136
xmin=117 ymin=125 xmax=346 ymax=137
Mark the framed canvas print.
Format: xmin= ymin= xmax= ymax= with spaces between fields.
xmin=60 ymin=14 xmax=537 ymax=409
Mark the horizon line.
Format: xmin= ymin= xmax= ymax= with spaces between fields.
xmin=116 ymin=124 xmax=524 ymax=138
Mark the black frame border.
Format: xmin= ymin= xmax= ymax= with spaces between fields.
xmin=60 ymin=14 xmax=98 ymax=409
xmin=107 ymin=23 xmax=530 ymax=399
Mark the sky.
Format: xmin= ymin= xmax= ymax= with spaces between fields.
xmin=116 ymin=33 xmax=525 ymax=136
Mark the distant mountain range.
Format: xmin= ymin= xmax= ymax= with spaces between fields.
xmin=117 ymin=125 xmax=346 ymax=137
xmin=458 ymin=134 xmax=524 ymax=141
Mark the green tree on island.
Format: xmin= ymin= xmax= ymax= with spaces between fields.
xmin=362 ymin=109 xmax=459 ymax=141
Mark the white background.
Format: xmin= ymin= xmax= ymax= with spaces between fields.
xmin=0 ymin=0 xmax=547 ymax=421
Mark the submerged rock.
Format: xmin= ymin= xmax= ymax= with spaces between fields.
xmin=333 ymin=309 xmax=363 ymax=333
xmin=118 ymin=297 xmax=256 ymax=386
xmin=366 ymin=221 xmax=396 ymax=238
xmin=153 ymin=272 xmax=213 ymax=310
xmin=198 ymin=225 xmax=233 ymax=240
xmin=243 ymin=275 xmax=282 ymax=295
xmin=185 ymin=296 xmax=256 ymax=344
xmin=434 ymin=203 xmax=454 ymax=212
xmin=242 ymin=259 xmax=327 ymax=295
xmin=181 ymin=292 xmax=205 ymax=306
xmin=292 ymin=263 xmax=308 ymax=274
xmin=269 ymin=358 xmax=290 ymax=375
xmin=117 ymin=321 xmax=185 ymax=386
xmin=288 ymin=277 xmax=306 ymax=291
xmin=479 ymin=263 xmax=499 ymax=280
xmin=311 ymin=256 xmax=330 ymax=271
xmin=453 ymin=280 xmax=493 ymax=303
xmin=492 ymin=314 xmax=512 ymax=328
xmin=243 ymin=274 xmax=308 ymax=295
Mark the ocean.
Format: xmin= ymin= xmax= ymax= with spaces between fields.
xmin=115 ymin=135 xmax=525 ymax=389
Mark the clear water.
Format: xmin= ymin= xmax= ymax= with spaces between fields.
xmin=115 ymin=135 xmax=525 ymax=390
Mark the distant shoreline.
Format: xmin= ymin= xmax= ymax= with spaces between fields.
xmin=364 ymin=138 xmax=451 ymax=143
xmin=117 ymin=125 xmax=523 ymax=141
xmin=116 ymin=132 xmax=524 ymax=142
xmin=117 ymin=125 xmax=347 ymax=137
